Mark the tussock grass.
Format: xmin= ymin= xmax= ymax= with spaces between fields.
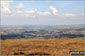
xmin=1 ymin=38 xmax=85 ymax=55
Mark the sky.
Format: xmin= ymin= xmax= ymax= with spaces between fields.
xmin=1 ymin=0 xmax=85 ymax=25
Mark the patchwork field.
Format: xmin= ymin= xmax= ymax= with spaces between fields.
xmin=1 ymin=38 xmax=85 ymax=55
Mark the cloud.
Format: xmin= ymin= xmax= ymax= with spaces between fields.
xmin=1 ymin=1 xmax=13 ymax=15
xmin=16 ymin=10 xmax=24 ymax=16
xmin=49 ymin=6 xmax=58 ymax=15
xmin=15 ymin=3 xmax=24 ymax=9
xmin=1 ymin=1 xmax=78 ymax=19
xmin=1 ymin=7 xmax=11 ymax=14
xmin=62 ymin=13 xmax=76 ymax=16
xmin=22 ymin=8 xmax=51 ymax=17
xmin=37 ymin=11 xmax=51 ymax=16
xmin=2 ymin=13 xmax=84 ymax=25
xmin=25 ymin=9 xmax=37 ymax=14
xmin=1 ymin=1 xmax=84 ymax=25
xmin=17 ymin=10 xmax=23 ymax=14
xmin=23 ymin=9 xmax=37 ymax=17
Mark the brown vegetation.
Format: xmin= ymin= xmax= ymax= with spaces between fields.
xmin=1 ymin=38 xmax=85 ymax=55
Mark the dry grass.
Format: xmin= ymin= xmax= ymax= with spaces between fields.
xmin=1 ymin=38 xmax=85 ymax=55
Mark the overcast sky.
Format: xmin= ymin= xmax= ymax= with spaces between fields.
xmin=1 ymin=0 xmax=85 ymax=25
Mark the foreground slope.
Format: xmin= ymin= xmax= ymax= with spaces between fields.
xmin=1 ymin=38 xmax=85 ymax=55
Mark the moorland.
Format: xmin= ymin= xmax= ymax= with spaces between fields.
xmin=0 ymin=25 xmax=85 ymax=55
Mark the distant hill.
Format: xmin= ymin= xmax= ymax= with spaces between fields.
xmin=0 ymin=24 xmax=85 ymax=40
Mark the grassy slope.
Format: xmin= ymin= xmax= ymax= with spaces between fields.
xmin=1 ymin=38 xmax=85 ymax=55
